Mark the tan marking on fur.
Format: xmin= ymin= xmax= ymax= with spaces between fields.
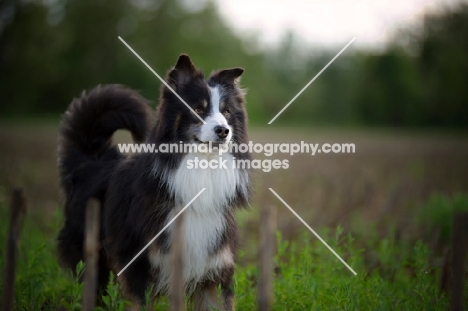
xmin=192 ymin=283 xmax=219 ymax=311
xmin=148 ymin=245 xmax=234 ymax=296
xmin=174 ymin=113 xmax=182 ymax=134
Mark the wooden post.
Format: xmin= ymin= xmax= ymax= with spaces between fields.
xmin=1 ymin=188 xmax=27 ymax=311
xmin=170 ymin=208 xmax=185 ymax=311
xmin=438 ymin=246 xmax=450 ymax=294
xmin=450 ymin=212 xmax=468 ymax=311
xmin=258 ymin=205 xmax=277 ymax=311
xmin=82 ymin=199 xmax=101 ymax=311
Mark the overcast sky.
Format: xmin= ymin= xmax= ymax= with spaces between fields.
xmin=208 ymin=0 xmax=464 ymax=50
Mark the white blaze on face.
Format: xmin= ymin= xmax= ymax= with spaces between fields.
xmin=198 ymin=86 xmax=232 ymax=143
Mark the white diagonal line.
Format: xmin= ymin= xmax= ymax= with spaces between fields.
xmin=268 ymin=37 xmax=356 ymax=124
xmin=269 ymin=188 xmax=357 ymax=276
xmin=118 ymin=36 xmax=206 ymax=124
xmin=117 ymin=188 xmax=206 ymax=276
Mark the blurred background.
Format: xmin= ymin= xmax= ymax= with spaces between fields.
xmin=0 ymin=0 xmax=468 ymax=307
xmin=1 ymin=0 xmax=468 ymax=127
xmin=0 ymin=0 xmax=468 ymax=310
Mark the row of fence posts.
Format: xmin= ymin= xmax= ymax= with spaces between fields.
xmin=1 ymin=188 xmax=467 ymax=310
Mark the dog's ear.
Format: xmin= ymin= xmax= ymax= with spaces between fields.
xmin=175 ymin=54 xmax=195 ymax=73
xmin=167 ymin=54 xmax=198 ymax=90
xmin=210 ymin=68 xmax=244 ymax=85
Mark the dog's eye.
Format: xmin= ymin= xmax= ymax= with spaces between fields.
xmin=223 ymin=109 xmax=231 ymax=116
xmin=194 ymin=107 xmax=203 ymax=114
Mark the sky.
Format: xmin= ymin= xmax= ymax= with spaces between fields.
xmin=207 ymin=0 xmax=463 ymax=50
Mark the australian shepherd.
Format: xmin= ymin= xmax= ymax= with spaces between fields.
xmin=57 ymin=54 xmax=251 ymax=310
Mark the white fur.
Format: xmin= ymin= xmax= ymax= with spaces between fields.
xmin=149 ymin=152 xmax=242 ymax=294
xmin=169 ymin=152 xmax=240 ymax=213
xmin=199 ymin=86 xmax=232 ymax=143
xmin=210 ymin=86 xmax=222 ymax=113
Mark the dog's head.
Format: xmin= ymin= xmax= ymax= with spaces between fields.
xmin=153 ymin=54 xmax=247 ymax=148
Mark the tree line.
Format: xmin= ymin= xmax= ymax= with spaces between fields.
xmin=1 ymin=0 xmax=467 ymax=128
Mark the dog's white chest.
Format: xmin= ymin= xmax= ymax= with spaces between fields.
xmin=149 ymin=153 xmax=239 ymax=293
xmin=169 ymin=152 xmax=241 ymax=213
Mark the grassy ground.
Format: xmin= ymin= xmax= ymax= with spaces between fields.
xmin=0 ymin=194 xmax=466 ymax=310
xmin=0 ymin=123 xmax=467 ymax=309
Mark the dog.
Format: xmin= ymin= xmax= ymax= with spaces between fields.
xmin=57 ymin=54 xmax=252 ymax=310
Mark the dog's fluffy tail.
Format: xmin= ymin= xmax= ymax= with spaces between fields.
xmin=57 ymin=84 xmax=153 ymax=285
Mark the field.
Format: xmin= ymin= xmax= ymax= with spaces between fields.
xmin=0 ymin=123 xmax=467 ymax=310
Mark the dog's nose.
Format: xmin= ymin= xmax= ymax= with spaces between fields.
xmin=214 ymin=126 xmax=229 ymax=139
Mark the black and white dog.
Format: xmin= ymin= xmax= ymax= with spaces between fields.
xmin=57 ymin=54 xmax=251 ymax=310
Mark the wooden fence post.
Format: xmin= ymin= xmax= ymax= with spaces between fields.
xmin=170 ymin=208 xmax=185 ymax=311
xmin=1 ymin=188 xmax=27 ymax=311
xmin=450 ymin=212 xmax=468 ymax=311
xmin=82 ymin=199 xmax=101 ymax=311
xmin=258 ymin=205 xmax=277 ymax=311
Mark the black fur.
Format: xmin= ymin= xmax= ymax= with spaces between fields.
xmin=57 ymin=84 xmax=153 ymax=287
xmin=57 ymin=55 xmax=251 ymax=309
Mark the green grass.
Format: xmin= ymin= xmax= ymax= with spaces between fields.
xmin=418 ymin=193 xmax=468 ymax=244
xmin=236 ymin=230 xmax=448 ymax=311
xmin=1 ymin=193 xmax=466 ymax=310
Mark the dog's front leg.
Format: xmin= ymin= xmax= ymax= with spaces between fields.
xmin=192 ymin=281 xmax=220 ymax=311
xmin=220 ymin=267 xmax=235 ymax=311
